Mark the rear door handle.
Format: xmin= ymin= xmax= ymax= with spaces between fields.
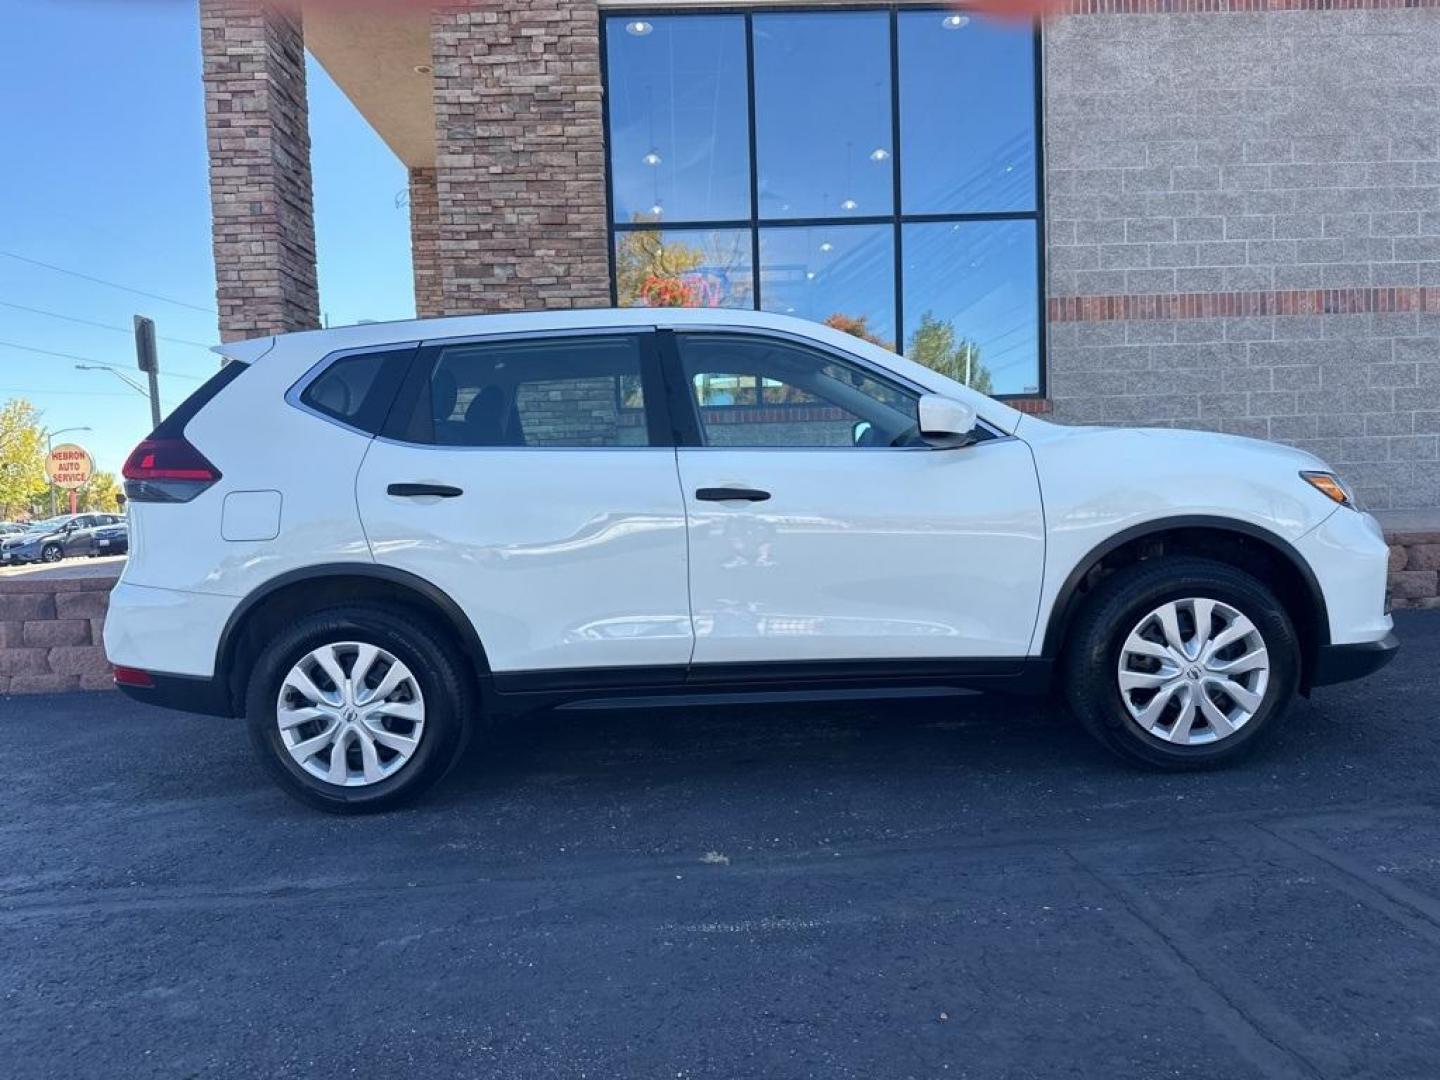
xmin=695 ymin=487 xmax=770 ymax=503
xmin=387 ymin=483 xmax=463 ymax=498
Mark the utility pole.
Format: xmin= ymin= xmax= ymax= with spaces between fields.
xmin=134 ymin=316 xmax=162 ymax=429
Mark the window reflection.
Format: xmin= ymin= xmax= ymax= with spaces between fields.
xmin=898 ymin=13 xmax=1036 ymax=214
xmin=614 ymin=227 xmax=753 ymax=308
xmin=606 ymin=16 xmax=750 ymax=223
xmin=760 ymin=225 xmax=895 ymax=348
xmin=603 ymin=9 xmax=1044 ymax=396
xmin=903 ymin=220 xmax=1039 ymax=396
xmin=753 ymin=13 xmax=893 ymax=220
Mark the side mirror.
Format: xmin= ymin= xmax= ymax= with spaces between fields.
xmin=917 ymin=394 xmax=979 ymax=449
xmin=851 ymin=420 xmax=873 ymax=446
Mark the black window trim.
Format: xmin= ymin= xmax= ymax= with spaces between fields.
xmin=286 ymin=341 xmax=421 ymax=438
xmin=377 ymin=326 xmax=677 ymax=451
xmin=658 ymin=326 xmax=1005 ymax=451
xmin=599 ymin=3 xmax=1047 ymax=400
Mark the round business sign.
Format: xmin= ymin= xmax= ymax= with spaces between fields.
xmin=45 ymin=443 xmax=94 ymax=491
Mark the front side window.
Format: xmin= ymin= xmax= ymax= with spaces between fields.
xmin=677 ymin=334 xmax=921 ymax=449
xmin=604 ymin=7 xmax=1043 ymax=397
xmin=419 ymin=335 xmax=652 ymax=449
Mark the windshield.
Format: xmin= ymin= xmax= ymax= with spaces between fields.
xmin=25 ymin=517 xmax=70 ymax=533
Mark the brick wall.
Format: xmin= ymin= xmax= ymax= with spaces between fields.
xmin=1044 ymin=9 xmax=1440 ymax=510
xmin=409 ymin=166 xmax=444 ymax=319
xmin=0 ymin=576 xmax=115 ymax=695
xmin=200 ymin=0 xmax=320 ymax=342
xmin=1389 ymin=528 xmax=1440 ymax=609
xmin=428 ymin=1 xmax=611 ymax=315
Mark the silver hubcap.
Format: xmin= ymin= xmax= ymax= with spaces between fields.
xmin=1117 ymin=597 xmax=1270 ymax=746
xmin=276 ymin=641 xmax=426 ymax=787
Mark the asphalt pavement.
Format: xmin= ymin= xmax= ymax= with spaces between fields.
xmin=3 ymin=611 xmax=1440 ymax=1079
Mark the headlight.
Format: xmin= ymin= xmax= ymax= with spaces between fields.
xmin=1300 ymin=470 xmax=1356 ymax=509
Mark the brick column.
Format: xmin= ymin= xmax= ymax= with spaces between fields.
xmin=200 ymin=0 xmax=320 ymax=342
xmin=429 ymin=2 xmax=611 ymax=315
xmin=408 ymin=167 xmax=444 ymax=318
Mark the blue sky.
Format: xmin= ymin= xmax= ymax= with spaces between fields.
xmin=1 ymin=0 xmax=414 ymax=475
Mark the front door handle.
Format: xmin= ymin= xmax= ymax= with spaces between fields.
xmin=696 ymin=487 xmax=770 ymax=503
xmin=388 ymin=483 xmax=463 ymax=498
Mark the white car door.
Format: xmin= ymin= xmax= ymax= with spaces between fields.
xmin=667 ymin=330 xmax=1045 ymax=667
xmin=356 ymin=329 xmax=693 ymax=677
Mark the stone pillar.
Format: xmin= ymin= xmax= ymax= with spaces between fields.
xmin=200 ymin=0 xmax=320 ymax=341
xmin=408 ymin=166 xmax=444 ymax=318
xmin=429 ymin=2 xmax=611 ymax=315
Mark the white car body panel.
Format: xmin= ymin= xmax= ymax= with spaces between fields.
xmin=355 ymin=443 xmax=693 ymax=673
xmin=104 ymin=307 xmax=1392 ymax=695
xmin=677 ymin=440 xmax=1044 ymax=663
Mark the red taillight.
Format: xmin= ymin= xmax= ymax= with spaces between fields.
xmin=123 ymin=438 xmax=221 ymax=482
xmin=113 ymin=667 xmax=154 ymax=688
xmin=122 ymin=438 xmax=221 ymax=503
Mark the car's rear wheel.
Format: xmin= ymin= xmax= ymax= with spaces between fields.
xmin=245 ymin=606 xmax=472 ymax=812
xmin=1061 ymin=557 xmax=1300 ymax=769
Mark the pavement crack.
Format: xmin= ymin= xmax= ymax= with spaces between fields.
xmin=1067 ymin=848 xmax=1336 ymax=1080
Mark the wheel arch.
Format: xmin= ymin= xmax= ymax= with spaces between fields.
xmin=1041 ymin=516 xmax=1330 ymax=683
xmin=215 ymin=564 xmax=491 ymax=716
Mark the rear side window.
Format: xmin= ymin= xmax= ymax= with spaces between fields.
xmin=405 ymin=334 xmax=655 ymax=448
xmin=298 ymin=349 xmax=414 ymax=435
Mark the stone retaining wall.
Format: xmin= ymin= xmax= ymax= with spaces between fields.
xmin=0 ymin=575 xmax=117 ymax=695
xmin=0 ymin=530 xmax=1435 ymax=697
xmin=1388 ymin=529 xmax=1440 ymax=609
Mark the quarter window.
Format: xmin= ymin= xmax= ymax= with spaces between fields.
xmin=300 ymin=349 xmax=412 ymax=434
xmin=419 ymin=335 xmax=653 ymax=449
xmin=677 ymin=334 xmax=922 ymax=449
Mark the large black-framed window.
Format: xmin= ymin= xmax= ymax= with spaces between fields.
xmin=602 ymin=5 xmax=1044 ymax=398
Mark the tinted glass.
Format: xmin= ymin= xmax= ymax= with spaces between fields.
xmin=424 ymin=336 xmax=650 ymax=448
xmin=678 ymin=334 xmax=919 ymax=449
xmin=903 ymin=220 xmax=1040 ymax=396
xmin=760 ymin=225 xmax=895 ymax=348
xmin=899 ymin=13 xmax=1036 ymax=214
xmin=300 ymin=350 xmax=408 ymax=434
xmin=606 ymin=15 xmax=750 ymax=224
xmin=753 ymin=13 xmax=893 ymax=220
xmin=614 ymin=227 xmax=753 ymax=308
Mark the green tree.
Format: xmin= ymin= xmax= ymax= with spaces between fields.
xmin=0 ymin=399 xmax=49 ymax=520
xmin=905 ymin=311 xmax=994 ymax=395
xmin=74 ymin=470 xmax=121 ymax=513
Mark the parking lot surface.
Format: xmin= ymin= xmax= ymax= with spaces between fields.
xmin=3 ymin=611 xmax=1439 ymax=1079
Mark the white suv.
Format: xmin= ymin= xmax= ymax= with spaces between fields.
xmin=105 ymin=309 xmax=1397 ymax=811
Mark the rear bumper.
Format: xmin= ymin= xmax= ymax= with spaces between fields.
xmin=1311 ymin=632 xmax=1399 ymax=688
xmin=117 ymin=672 xmax=235 ymax=718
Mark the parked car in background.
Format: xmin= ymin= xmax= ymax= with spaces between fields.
xmin=0 ymin=522 xmax=28 ymax=537
xmin=105 ymin=309 xmax=1396 ymax=813
xmin=0 ymin=513 xmax=124 ymax=565
xmin=83 ymin=520 xmax=129 ymax=557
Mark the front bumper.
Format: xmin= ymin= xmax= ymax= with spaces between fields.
xmin=1311 ymin=631 xmax=1399 ymax=687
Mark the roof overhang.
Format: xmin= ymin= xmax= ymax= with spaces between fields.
xmin=303 ymin=2 xmax=436 ymax=168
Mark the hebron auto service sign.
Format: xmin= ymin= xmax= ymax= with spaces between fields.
xmin=45 ymin=443 xmax=94 ymax=491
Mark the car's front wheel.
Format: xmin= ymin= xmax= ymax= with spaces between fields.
xmin=1062 ymin=557 xmax=1301 ymax=769
xmin=245 ymin=606 xmax=473 ymax=812
xmin=41 ymin=543 xmax=62 ymax=563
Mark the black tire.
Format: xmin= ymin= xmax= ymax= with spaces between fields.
xmin=41 ymin=544 xmax=62 ymax=563
xmin=1061 ymin=556 xmax=1300 ymax=770
xmin=244 ymin=606 xmax=474 ymax=813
